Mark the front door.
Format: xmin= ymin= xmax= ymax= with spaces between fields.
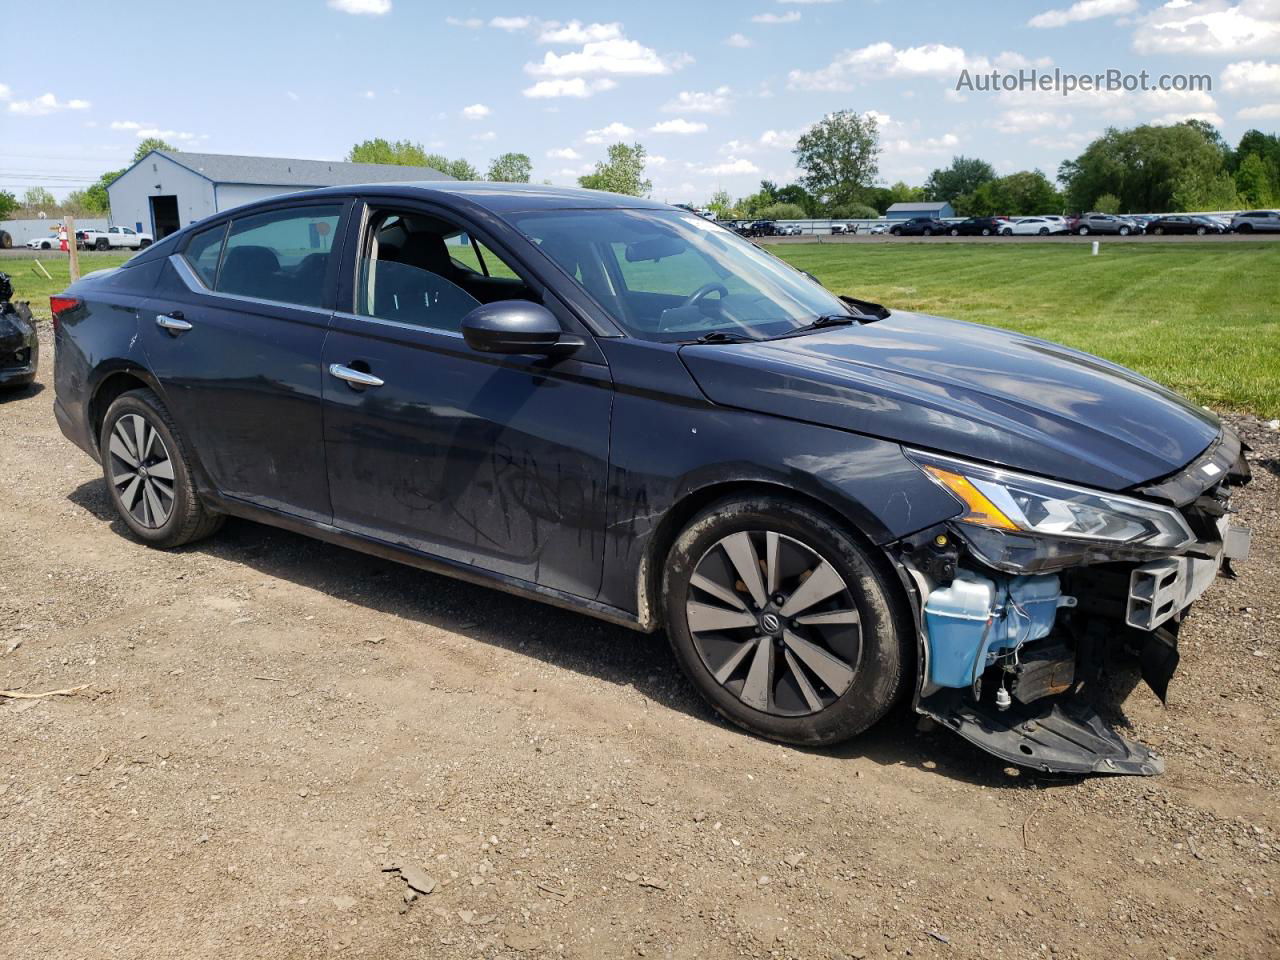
xmin=320 ymin=203 xmax=612 ymax=598
xmin=141 ymin=200 xmax=350 ymax=522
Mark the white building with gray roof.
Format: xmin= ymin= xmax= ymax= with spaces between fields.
xmin=107 ymin=150 xmax=452 ymax=240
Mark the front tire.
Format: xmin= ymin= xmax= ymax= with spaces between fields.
xmin=663 ymin=496 xmax=910 ymax=746
xmin=100 ymin=389 xmax=223 ymax=548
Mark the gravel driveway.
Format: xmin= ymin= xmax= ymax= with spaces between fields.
xmin=2 ymin=326 xmax=1277 ymax=959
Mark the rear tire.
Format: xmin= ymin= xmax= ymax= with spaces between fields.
xmin=139 ymin=239 xmax=152 ymax=248
xmin=1196 ymin=226 xmax=1207 ymax=235
xmin=100 ymin=389 xmax=223 ymax=548
xmin=1077 ymin=226 xmax=1090 ymax=235
xmin=95 ymin=237 xmax=108 ymax=251
xmin=663 ymin=495 xmax=910 ymax=747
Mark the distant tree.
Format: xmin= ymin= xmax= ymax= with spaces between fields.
xmin=924 ymin=156 xmax=997 ymax=203
xmin=1172 ymin=170 xmax=1241 ymax=211
xmin=23 ymin=187 xmax=56 ymax=209
xmin=957 ymin=170 xmax=1061 ymax=217
xmin=446 ymin=158 xmax=480 ymax=180
xmin=1093 ymin=193 xmax=1121 ymax=214
xmin=1233 ymin=150 xmax=1274 ymax=207
xmin=1058 ymin=122 xmax=1233 ymax=213
xmin=486 ymin=152 xmax=532 ymax=183
xmin=794 ymin=110 xmax=880 ymax=211
xmin=706 ymin=189 xmax=734 ymax=217
xmin=829 ymin=201 xmax=879 ymax=219
xmin=773 ymin=183 xmax=817 ymax=216
xmin=0 ymin=190 xmax=18 ymax=219
xmin=578 ymin=143 xmax=652 ymax=196
xmin=348 ymin=138 xmax=431 ymax=166
xmin=82 ymin=168 xmax=125 ymax=215
xmin=757 ymin=202 xmax=807 ymax=220
xmin=133 ymin=138 xmax=175 ymax=163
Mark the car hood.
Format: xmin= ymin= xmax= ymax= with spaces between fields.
xmin=679 ymin=310 xmax=1220 ymax=490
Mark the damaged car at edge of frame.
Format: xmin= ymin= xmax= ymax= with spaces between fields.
xmin=49 ymin=183 xmax=1252 ymax=777
xmin=0 ymin=272 xmax=39 ymax=390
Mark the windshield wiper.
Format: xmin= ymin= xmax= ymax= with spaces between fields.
xmin=684 ymin=330 xmax=755 ymax=345
xmin=772 ymin=314 xmax=856 ymax=338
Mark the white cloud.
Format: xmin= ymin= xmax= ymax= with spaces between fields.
xmin=471 ymin=131 xmax=497 ymax=142
xmin=445 ymin=16 xmax=483 ymax=28
xmin=583 ymin=121 xmax=635 ymax=143
xmin=538 ymin=20 xmax=622 ymax=43
xmin=328 ymin=0 xmax=390 ymax=14
xmin=0 ymin=84 xmax=9 ymax=100
xmin=1239 ymin=102 xmax=1280 ymax=119
xmin=884 ymin=132 xmax=961 ymax=154
xmin=490 ymin=16 xmax=533 ymax=31
xmin=1220 ymin=59 xmax=1280 ymax=94
xmin=286 ymin=90 xmax=300 ymax=101
xmin=546 ymin=147 xmax=581 ymax=159
xmin=136 ymin=128 xmax=203 ymax=143
xmin=462 ymin=103 xmax=491 ymax=120
xmin=363 ymin=90 xmax=376 ymax=99
xmin=8 ymin=92 xmax=91 ymax=116
xmin=759 ymin=128 xmax=803 ymax=149
xmin=725 ymin=33 xmax=753 ymax=47
xmin=752 ymin=11 xmax=801 ymax=23
xmin=779 ymin=0 xmax=841 ymax=3
xmin=1029 ymin=0 xmax=1137 ymax=28
xmin=1140 ymin=88 xmax=1217 ymax=113
xmin=650 ymin=118 xmax=708 ymax=134
xmin=994 ymin=109 xmax=1069 ymax=133
xmin=526 ymin=37 xmax=680 ymax=77
xmin=788 ymin=41 xmax=972 ymax=90
xmin=662 ymin=86 xmax=732 ymax=113
xmin=1156 ymin=110 xmax=1225 ymax=125
xmin=701 ymin=157 xmax=760 ymax=175
xmin=522 ymin=77 xmax=616 ymax=98
xmin=110 ymin=120 xmax=143 ymax=130
xmin=1134 ymin=0 xmax=1280 ymax=55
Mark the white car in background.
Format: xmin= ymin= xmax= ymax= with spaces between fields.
xmin=25 ymin=235 xmax=60 ymax=250
xmin=1001 ymin=216 xmax=1069 ymax=236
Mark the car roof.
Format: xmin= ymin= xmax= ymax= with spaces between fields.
xmin=275 ymin=180 xmax=673 ymax=214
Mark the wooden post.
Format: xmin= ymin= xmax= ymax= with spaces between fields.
xmin=66 ymin=214 xmax=81 ymax=282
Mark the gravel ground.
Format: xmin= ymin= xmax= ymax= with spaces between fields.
xmin=1 ymin=326 xmax=1277 ymax=960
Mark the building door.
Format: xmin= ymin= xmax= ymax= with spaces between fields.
xmin=149 ymin=195 xmax=180 ymax=238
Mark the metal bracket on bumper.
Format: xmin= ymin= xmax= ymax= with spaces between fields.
xmin=920 ymin=689 xmax=1164 ymax=776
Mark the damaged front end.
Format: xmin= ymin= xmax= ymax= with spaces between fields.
xmin=0 ymin=271 xmax=39 ymax=390
xmin=895 ymin=431 xmax=1252 ymax=776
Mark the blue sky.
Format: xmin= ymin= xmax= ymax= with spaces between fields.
xmin=2 ymin=0 xmax=1278 ymax=204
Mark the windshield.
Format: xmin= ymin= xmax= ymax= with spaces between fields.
xmin=511 ymin=208 xmax=852 ymax=342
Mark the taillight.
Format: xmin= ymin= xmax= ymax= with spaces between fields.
xmin=49 ymin=295 xmax=82 ymax=331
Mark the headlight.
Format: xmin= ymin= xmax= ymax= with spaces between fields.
xmin=906 ymin=449 xmax=1194 ymax=574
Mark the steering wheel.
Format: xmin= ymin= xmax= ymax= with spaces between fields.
xmin=682 ymin=282 xmax=729 ymax=309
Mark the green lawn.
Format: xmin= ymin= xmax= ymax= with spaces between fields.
xmin=772 ymin=242 xmax=1280 ymax=417
xmin=7 ymin=252 xmax=133 ymax=319
xmin=10 ymin=242 xmax=1279 ymax=416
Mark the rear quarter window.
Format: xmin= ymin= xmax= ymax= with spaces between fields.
xmin=183 ymin=223 xmax=228 ymax=288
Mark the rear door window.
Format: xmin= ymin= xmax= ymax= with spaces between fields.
xmin=216 ymin=204 xmax=343 ymax=308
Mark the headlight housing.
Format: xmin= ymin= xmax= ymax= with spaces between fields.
xmin=906 ymin=449 xmax=1195 ymax=574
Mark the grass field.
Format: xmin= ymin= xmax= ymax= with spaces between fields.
xmin=774 ymin=241 xmax=1280 ymax=417
xmin=7 ymin=252 xmax=132 ymax=317
xmin=9 ymin=242 xmax=1278 ymax=416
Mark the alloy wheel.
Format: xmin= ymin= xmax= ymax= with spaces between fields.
xmin=685 ymin=531 xmax=862 ymax=717
xmin=107 ymin=414 xmax=176 ymax=529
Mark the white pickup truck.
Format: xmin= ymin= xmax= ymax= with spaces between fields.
xmin=79 ymin=226 xmax=153 ymax=251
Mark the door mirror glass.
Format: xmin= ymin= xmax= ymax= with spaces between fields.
xmin=460 ymin=301 xmax=581 ymax=356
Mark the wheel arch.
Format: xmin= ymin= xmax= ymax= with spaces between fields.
xmin=635 ymin=478 xmax=913 ymax=636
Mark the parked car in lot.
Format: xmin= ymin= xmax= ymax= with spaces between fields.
xmin=1147 ymin=215 xmax=1225 ymax=235
xmin=1230 ymin=210 xmax=1280 ymax=233
xmin=774 ymin=223 xmax=803 ymax=236
xmin=80 ymin=226 xmax=154 ymax=250
xmin=1075 ymin=213 xmax=1141 ymax=235
xmin=946 ymin=217 xmax=1003 ymax=237
xmin=0 ymin=271 xmax=38 ymax=390
xmin=26 ymin=235 xmax=59 ymax=250
xmin=888 ymin=217 xmax=948 ymax=236
xmin=51 ymin=182 xmax=1252 ymax=776
xmin=1002 ymin=216 xmax=1070 ymax=236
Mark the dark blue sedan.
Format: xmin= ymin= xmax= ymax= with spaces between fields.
xmin=51 ymin=183 xmax=1250 ymax=775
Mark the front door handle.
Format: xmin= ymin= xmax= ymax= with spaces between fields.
xmin=328 ymin=363 xmax=384 ymax=388
xmin=156 ymin=313 xmax=192 ymax=333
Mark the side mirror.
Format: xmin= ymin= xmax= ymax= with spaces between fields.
xmin=460 ymin=300 xmax=583 ymax=357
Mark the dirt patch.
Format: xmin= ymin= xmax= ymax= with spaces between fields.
xmin=2 ymin=327 xmax=1277 ymax=959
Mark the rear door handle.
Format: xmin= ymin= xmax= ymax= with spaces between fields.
xmin=156 ymin=313 xmax=192 ymax=333
xmin=328 ymin=363 xmax=384 ymax=388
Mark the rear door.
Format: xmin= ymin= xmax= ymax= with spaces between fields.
xmin=140 ymin=199 xmax=351 ymax=522
xmin=320 ymin=199 xmax=613 ymax=597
